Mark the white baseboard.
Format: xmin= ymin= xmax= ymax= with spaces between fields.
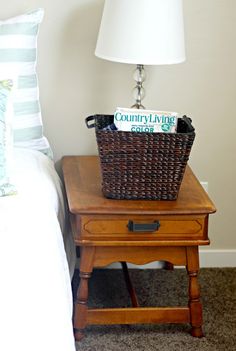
xmin=106 ymin=261 xmax=164 ymax=269
xmin=198 ymin=249 xmax=236 ymax=267
xmin=76 ymin=249 xmax=236 ymax=269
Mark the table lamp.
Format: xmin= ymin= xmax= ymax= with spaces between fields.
xmin=95 ymin=0 xmax=186 ymax=109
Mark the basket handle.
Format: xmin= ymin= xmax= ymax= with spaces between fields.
xmin=182 ymin=115 xmax=195 ymax=132
xmin=85 ymin=115 xmax=96 ymax=129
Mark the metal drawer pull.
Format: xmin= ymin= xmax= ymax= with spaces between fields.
xmin=127 ymin=220 xmax=160 ymax=232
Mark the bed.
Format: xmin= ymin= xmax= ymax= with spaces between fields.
xmin=0 ymin=148 xmax=76 ymax=351
xmin=0 ymin=8 xmax=78 ymax=350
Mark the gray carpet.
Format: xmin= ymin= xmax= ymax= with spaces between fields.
xmin=73 ymin=268 xmax=236 ymax=351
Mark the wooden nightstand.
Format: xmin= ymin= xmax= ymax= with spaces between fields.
xmin=62 ymin=156 xmax=216 ymax=341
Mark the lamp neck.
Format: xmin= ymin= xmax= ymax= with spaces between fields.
xmin=131 ymin=64 xmax=146 ymax=109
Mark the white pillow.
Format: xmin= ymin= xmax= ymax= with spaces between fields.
xmin=0 ymin=8 xmax=52 ymax=158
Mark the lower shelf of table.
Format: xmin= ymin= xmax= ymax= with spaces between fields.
xmin=87 ymin=306 xmax=190 ymax=325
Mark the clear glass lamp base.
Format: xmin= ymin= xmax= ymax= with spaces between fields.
xmin=131 ymin=64 xmax=146 ymax=109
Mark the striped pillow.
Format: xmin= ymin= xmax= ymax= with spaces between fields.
xmin=0 ymin=8 xmax=52 ymax=158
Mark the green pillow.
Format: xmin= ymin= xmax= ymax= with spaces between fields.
xmin=0 ymin=8 xmax=52 ymax=158
xmin=0 ymin=79 xmax=16 ymax=196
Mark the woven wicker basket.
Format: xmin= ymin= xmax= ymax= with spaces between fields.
xmin=86 ymin=114 xmax=195 ymax=200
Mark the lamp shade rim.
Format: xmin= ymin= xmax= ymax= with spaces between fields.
xmin=95 ymin=51 xmax=186 ymax=66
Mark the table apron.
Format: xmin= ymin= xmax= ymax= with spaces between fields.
xmin=91 ymin=245 xmax=189 ymax=267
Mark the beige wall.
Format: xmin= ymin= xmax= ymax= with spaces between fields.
xmin=1 ymin=0 xmax=236 ymax=251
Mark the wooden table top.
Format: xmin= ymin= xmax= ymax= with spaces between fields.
xmin=62 ymin=156 xmax=216 ymax=216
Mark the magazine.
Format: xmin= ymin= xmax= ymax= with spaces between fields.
xmin=114 ymin=107 xmax=178 ymax=133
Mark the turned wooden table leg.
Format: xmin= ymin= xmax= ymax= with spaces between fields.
xmin=74 ymin=247 xmax=95 ymax=341
xmin=186 ymin=247 xmax=204 ymax=338
xmin=74 ymin=271 xmax=91 ymax=340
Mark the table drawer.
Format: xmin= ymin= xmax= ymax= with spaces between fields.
xmin=78 ymin=215 xmax=208 ymax=242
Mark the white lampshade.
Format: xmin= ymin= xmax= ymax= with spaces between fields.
xmin=95 ymin=0 xmax=186 ymax=65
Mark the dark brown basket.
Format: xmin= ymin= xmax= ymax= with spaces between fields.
xmin=86 ymin=114 xmax=195 ymax=200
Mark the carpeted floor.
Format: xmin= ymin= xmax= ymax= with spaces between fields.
xmin=72 ymin=268 xmax=236 ymax=351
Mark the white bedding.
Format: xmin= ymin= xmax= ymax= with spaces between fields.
xmin=0 ymin=148 xmax=76 ymax=351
